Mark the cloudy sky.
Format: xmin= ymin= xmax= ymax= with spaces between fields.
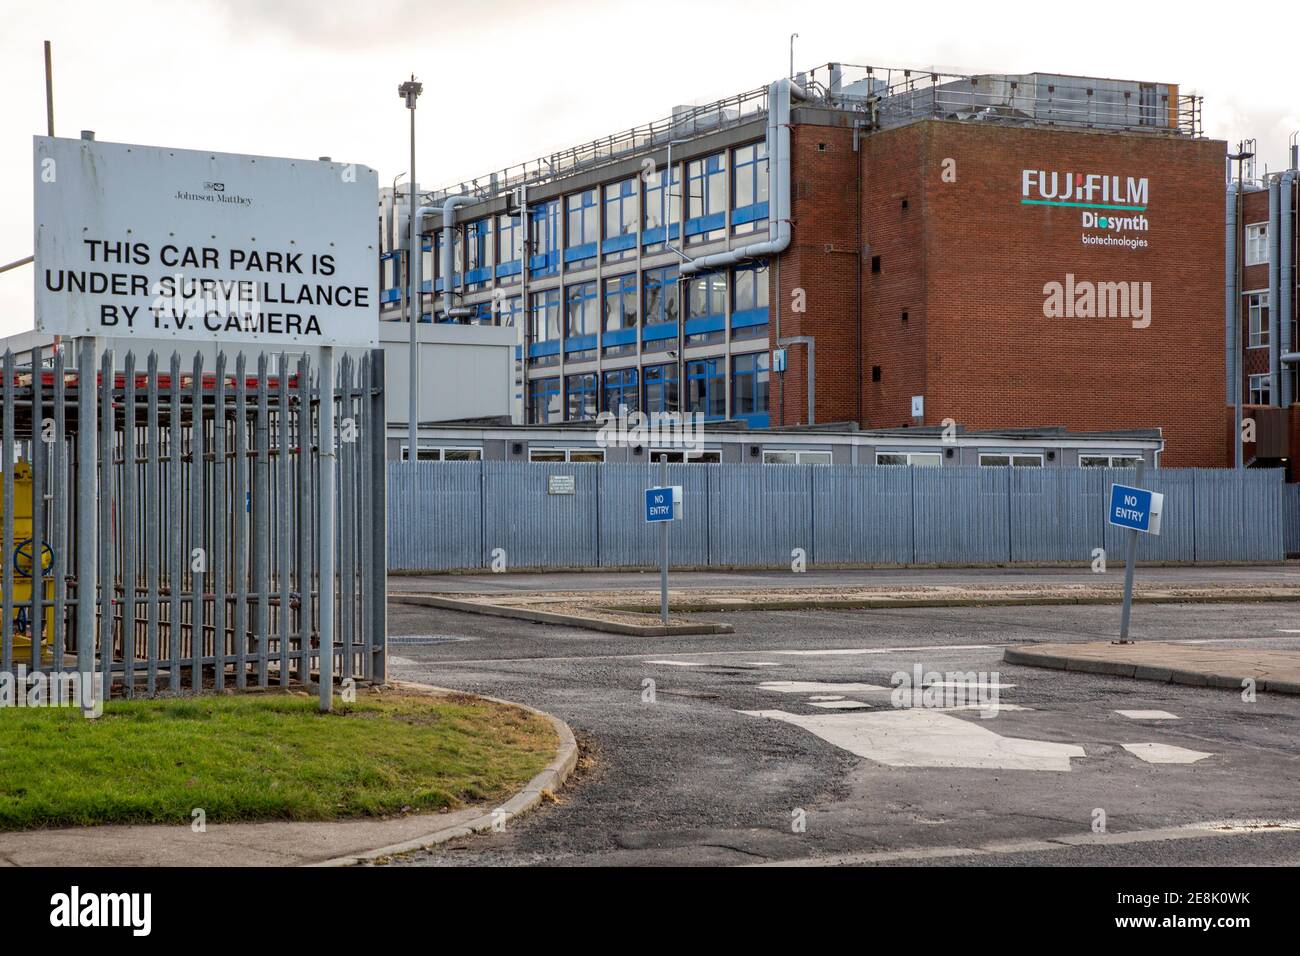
xmin=2 ymin=0 xmax=1297 ymax=337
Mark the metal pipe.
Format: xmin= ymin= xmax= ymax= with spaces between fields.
xmin=776 ymin=335 xmax=816 ymax=425
xmin=440 ymin=195 xmax=477 ymax=320
xmin=1225 ymin=181 xmax=1238 ymax=412
xmin=1281 ymin=168 xmax=1296 ymax=407
xmin=680 ymin=79 xmax=806 ymax=276
xmin=407 ymin=109 xmax=419 ymax=462
xmin=1268 ymin=178 xmax=1281 ymax=405
xmin=318 ymin=346 xmax=336 ymax=711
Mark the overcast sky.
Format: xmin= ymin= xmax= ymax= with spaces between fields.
xmin=3 ymin=0 xmax=1297 ymax=337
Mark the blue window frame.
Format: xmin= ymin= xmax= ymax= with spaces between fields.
xmin=603 ymin=179 xmax=638 ymax=262
xmin=565 ymin=190 xmax=599 ymax=265
xmin=496 ymin=293 xmax=523 ymax=327
xmin=732 ymin=141 xmax=769 ymax=236
xmin=731 ymin=260 xmax=770 ymax=340
xmin=731 ymin=352 xmax=770 ymax=427
xmin=528 ymin=289 xmax=562 ymax=366
xmin=528 ymin=376 xmax=561 ymax=424
xmin=603 ymin=367 xmax=639 ymax=414
xmin=602 ymin=274 xmax=638 ymax=356
xmin=643 ymin=165 xmax=680 ymax=250
xmin=686 ymin=358 xmax=726 ymax=420
xmin=642 ymin=266 xmax=678 ymax=352
xmin=530 ymin=200 xmax=560 ymax=277
xmin=465 ymin=219 xmax=493 ymax=290
xmin=565 ymin=281 xmax=598 ymax=359
xmin=643 ymin=363 xmax=678 ymax=413
xmin=685 ymin=271 xmax=727 ymax=346
xmin=565 ymin=372 xmax=598 ymax=422
xmin=496 ymin=212 xmax=522 ymax=282
xmin=686 ymin=152 xmax=727 ymax=244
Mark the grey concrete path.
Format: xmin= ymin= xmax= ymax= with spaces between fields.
xmin=1007 ymin=641 xmax=1300 ymax=694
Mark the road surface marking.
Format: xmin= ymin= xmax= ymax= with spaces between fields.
xmin=743 ymin=662 xmax=781 ymax=667
xmin=643 ymin=660 xmax=705 ymax=667
xmin=758 ymin=681 xmax=886 ymax=694
xmin=771 ymin=643 xmax=1002 ymax=657
xmin=924 ymin=680 xmax=1016 ymax=690
xmin=809 ymin=700 xmax=872 ymax=710
xmin=1122 ymin=742 xmax=1213 ymax=764
xmin=738 ymin=708 xmax=1085 ymax=771
xmin=1115 ymin=709 xmax=1179 ymax=720
xmin=808 ymin=695 xmax=844 ymax=701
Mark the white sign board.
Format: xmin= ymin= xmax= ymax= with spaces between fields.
xmin=33 ymin=136 xmax=379 ymax=347
xmin=547 ymin=475 xmax=576 ymax=495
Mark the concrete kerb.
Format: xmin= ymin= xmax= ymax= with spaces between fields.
xmin=391 ymin=592 xmax=735 ymax=636
xmin=1004 ymin=645 xmax=1300 ymax=696
xmin=314 ymin=681 xmax=579 ymax=866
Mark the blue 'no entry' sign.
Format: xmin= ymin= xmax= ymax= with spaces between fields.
xmin=645 ymin=486 xmax=674 ymax=522
xmin=1108 ymin=483 xmax=1164 ymax=536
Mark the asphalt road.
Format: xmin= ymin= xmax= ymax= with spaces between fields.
xmin=384 ymin=597 xmax=1300 ymax=867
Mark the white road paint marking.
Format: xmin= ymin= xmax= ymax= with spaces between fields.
xmin=1115 ymin=709 xmax=1180 ymax=720
xmin=934 ymin=703 xmax=1032 ymax=713
xmin=808 ymin=700 xmax=872 ymax=710
xmin=738 ymin=708 xmax=1085 ymax=771
xmin=1278 ymin=629 xmax=1300 ymax=634
xmin=643 ymin=660 xmax=705 ymax=667
xmin=1122 ymin=742 xmax=1213 ymax=764
xmin=924 ymin=680 xmax=1016 ymax=690
xmin=771 ymin=643 xmax=1001 ymax=657
xmin=807 ymin=695 xmax=844 ymax=701
xmin=743 ymin=662 xmax=781 ymax=667
xmin=758 ymin=680 xmax=886 ymax=694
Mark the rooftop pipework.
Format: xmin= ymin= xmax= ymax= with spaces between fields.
xmin=420 ymin=61 xmax=1203 ymax=210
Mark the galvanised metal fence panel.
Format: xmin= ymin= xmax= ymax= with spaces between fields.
xmin=598 ymin=463 xmax=710 ymax=567
xmin=1192 ymin=468 xmax=1284 ymax=562
xmin=913 ymin=466 xmax=1010 ymax=565
xmin=0 ymin=342 xmax=386 ymax=698
xmin=481 ymin=460 xmax=600 ymax=568
xmin=812 ymin=465 xmax=914 ymax=564
xmin=1101 ymin=467 xmax=1196 ymax=563
xmin=1009 ymin=467 xmax=1107 ymax=564
xmin=387 ymin=461 xmax=484 ymax=571
xmin=1285 ymin=483 xmax=1300 ymax=557
xmin=709 ymin=463 xmax=813 ymax=567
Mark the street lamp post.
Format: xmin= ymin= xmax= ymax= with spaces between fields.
xmin=399 ymin=75 xmax=423 ymax=461
xmin=1228 ymin=142 xmax=1255 ymax=471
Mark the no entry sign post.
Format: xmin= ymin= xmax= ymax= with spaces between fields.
xmin=644 ymin=457 xmax=682 ymax=625
xmin=1108 ymin=460 xmax=1165 ymax=644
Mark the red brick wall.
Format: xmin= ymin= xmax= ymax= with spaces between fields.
xmin=775 ymin=116 xmax=1227 ymax=466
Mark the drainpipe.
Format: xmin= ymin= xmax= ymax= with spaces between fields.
xmin=1269 ymin=178 xmax=1281 ymax=406
xmin=777 ymin=335 xmax=815 ymax=425
xmin=440 ymin=195 xmax=477 ymax=321
xmin=1225 ymin=181 xmax=1238 ymax=410
xmin=1281 ymin=163 xmax=1297 ymax=407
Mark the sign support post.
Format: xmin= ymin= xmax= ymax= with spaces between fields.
xmin=318 ymin=346 xmax=336 ymax=711
xmin=659 ymin=455 xmax=669 ymax=625
xmin=1116 ymin=459 xmax=1145 ymax=645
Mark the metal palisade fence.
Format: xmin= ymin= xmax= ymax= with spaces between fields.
xmin=0 ymin=343 xmax=386 ymax=697
xmin=389 ymin=461 xmax=1288 ymax=572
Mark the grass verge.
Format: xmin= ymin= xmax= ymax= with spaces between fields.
xmin=0 ymin=688 xmax=557 ymax=831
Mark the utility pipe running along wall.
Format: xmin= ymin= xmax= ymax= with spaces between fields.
xmin=1225 ymin=181 xmax=1239 ymax=409
xmin=1269 ymin=178 xmax=1281 ymax=405
xmin=681 ymin=78 xmax=808 ymax=419
xmin=1281 ymin=167 xmax=1296 ymax=407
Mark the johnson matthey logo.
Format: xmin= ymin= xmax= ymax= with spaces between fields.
xmin=1022 ymin=169 xmax=1151 ymax=249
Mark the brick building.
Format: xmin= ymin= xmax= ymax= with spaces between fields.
xmin=381 ymin=64 xmax=1230 ymax=468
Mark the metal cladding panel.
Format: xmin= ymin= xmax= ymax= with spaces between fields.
xmin=811 ymin=465 xmax=913 ymax=565
xmin=386 ymin=461 xmax=484 ymax=571
xmin=1009 ymin=466 xmax=1107 ymax=564
xmin=708 ymin=464 xmax=813 ymax=568
xmin=1285 ymin=483 xmax=1300 ymax=557
xmin=481 ymin=461 xmax=599 ymax=569
xmin=1192 ymin=468 xmax=1284 ymax=562
xmin=1101 ymin=468 xmax=1195 ymax=562
xmin=912 ymin=466 xmax=1010 ymax=565
xmin=599 ymin=463 xmax=709 ymax=568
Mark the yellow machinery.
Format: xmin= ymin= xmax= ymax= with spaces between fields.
xmin=1 ymin=462 xmax=55 ymax=663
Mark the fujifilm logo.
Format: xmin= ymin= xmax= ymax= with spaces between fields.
xmin=50 ymin=886 xmax=152 ymax=937
xmin=1021 ymin=170 xmax=1149 ymax=210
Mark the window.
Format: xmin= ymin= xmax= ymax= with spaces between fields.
xmin=565 ymin=190 xmax=599 ymax=265
xmin=732 ymin=142 xmax=769 ymax=236
xmin=527 ymin=377 xmax=561 ymax=424
xmin=529 ymin=447 xmax=605 ymax=463
xmin=763 ymin=450 xmax=832 ymax=465
xmin=565 ymin=281 xmax=598 ymax=359
xmin=648 ymin=449 xmax=721 ymax=463
xmin=566 ymin=373 xmax=598 ymax=421
xmin=686 ymin=358 xmax=726 ymax=420
xmin=602 ymin=274 xmax=638 ymax=356
xmin=732 ymin=261 xmax=769 ymax=340
xmin=643 ymin=164 xmax=680 ymax=251
xmin=731 ymin=352 xmax=769 ymax=426
xmin=685 ymin=271 xmax=726 ymax=346
xmin=644 ymin=363 xmax=678 ymax=413
xmin=528 ymin=289 xmax=562 ymax=367
xmin=603 ymin=179 xmax=638 ymax=262
xmin=1247 ymin=292 xmax=1270 ymax=348
xmin=529 ymin=200 xmax=560 ymax=277
xmin=496 ymin=294 xmax=523 ymax=327
xmin=1246 ymin=223 xmax=1269 ymax=266
xmin=1080 ymin=454 xmax=1144 ymax=468
xmin=464 ymin=219 xmax=493 ymax=290
xmin=876 ymin=452 xmax=942 ymax=466
xmin=603 ymin=367 xmax=639 ymax=415
xmin=642 ymin=266 xmax=679 ymax=352
xmin=686 ymin=152 xmax=727 ymax=243
xmin=1249 ymin=373 xmax=1271 ymax=406
xmin=497 ymin=212 xmax=523 ymax=281
xmin=979 ymin=453 xmax=1044 ymax=467
xmin=400 ymin=446 xmax=440 ymax=462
